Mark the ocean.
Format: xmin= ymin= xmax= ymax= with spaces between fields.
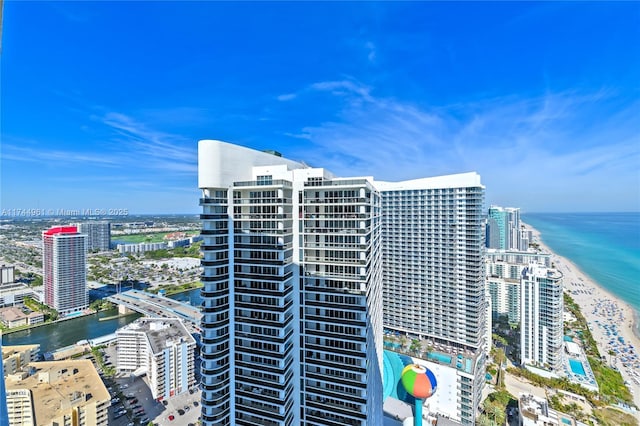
xmin=523 ymin=212 xmax=640 ymax=335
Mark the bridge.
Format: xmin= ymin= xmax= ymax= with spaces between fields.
xmin=106 ymin=289 xmax=202 ymax=334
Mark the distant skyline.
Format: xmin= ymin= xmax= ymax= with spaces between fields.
xmin=2 ymin=2 xmax=639 ymax=214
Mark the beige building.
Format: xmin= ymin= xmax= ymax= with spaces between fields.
xmin=5 ymin=359 xmax=110 ymax=426
xmin=0 ymin=307 xmax=44 ymax=328
xmin=2 ymin=344 xmax=40 ymax=376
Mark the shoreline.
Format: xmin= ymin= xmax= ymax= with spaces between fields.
xmin=524 ymin=221 xmax=640 ymax=411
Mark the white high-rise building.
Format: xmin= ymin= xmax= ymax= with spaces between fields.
xmin=198 ymin=140 xmax=383 ymax=426
xmin=520 ymin=265 xmax=564 ymax=370
xmin=116 ymin=318 xmax=196 ymax=400
xmin=76 ymin=222 xmax=111 ymax=252
xmin=42 ymin=226 xmax=87 ymax=315
xmin=485 ymin=251 xmax=551 ymax=324
xmin=377 ymin=173 xmax=487 ymax=425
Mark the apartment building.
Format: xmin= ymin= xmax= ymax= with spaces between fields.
xmin=4 ymin=360 xmax=110 ymax=426
xmin=198 ymin=140 xmax=383 ymax=426
xmin=116 ymin=318 xmax=196 ymax=400
xmin=520 ymin=265 xmax=564 ymax=370
xmin=378 ymin=173 xmax=488 ymax=425
xmin=2 ymin=344 xmax=40 ymax=376
xmin=42 ymin=226 xmax=88 ymax=315
xmin=76 ymin=222 xmax=111 ymax=252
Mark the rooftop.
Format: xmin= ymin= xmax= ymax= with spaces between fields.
xmin=117 ymin=317 xmax=196 ymax=354
xmin=5 ymin=359 xmax=110 ymax=424
xmin=2 ymin=344 xmax=40 ymax=359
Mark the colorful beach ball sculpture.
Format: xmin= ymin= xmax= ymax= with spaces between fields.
xmin=401 ymin=364 xmax=437 ymax=399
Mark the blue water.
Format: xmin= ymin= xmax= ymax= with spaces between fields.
xmin=427 ymin=352 xmax=452 ymax=364
xmin=569 ymin=358 xmax=586 ymax=376
xmin=383 ymin=350 xmax=414 ymax=402
xmin=523 ymin=212 xmax=640 ymax=335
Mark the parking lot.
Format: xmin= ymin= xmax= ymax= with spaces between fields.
xmin=100 ymin=344 xmax=202 ymax=426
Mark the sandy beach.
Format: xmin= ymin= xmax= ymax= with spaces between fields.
xmin=526 ymin=224 xmax=640 ymax=413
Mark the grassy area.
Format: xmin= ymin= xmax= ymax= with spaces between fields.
xmin=114 ymin=230 xmax=199 ymax=244
xmin=147 ymin=281 xmax=203 ymax=296
xmin=24 ymin=296 xmax=59 ymax=321
xmin=143 ymin=241 xmax=202 ymax=259
xmin=563 ymin=292 xmax=634 ymax=405
xmin=92 ymin=346 xmax=115 ymax=377
xmin=113 ymin=232 xmax=173 ymax=244
xmin=479 ymin=390 xmax=517 ymax=425
xmin=589 ymin=356 xmax=633 ymax=403
xmin=593 ymin=407 xmax=639 ymax=426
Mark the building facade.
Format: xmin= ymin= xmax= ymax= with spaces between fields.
xmin=378 ymin=173 xmax=487 ymax=425
xmin=0 ymin=266 xmax=15 ymax=286
xmin=77 ymin=222 xmax=111 ymax=252
xmin=520 ymin=265 xmax=564 ymax=370
xmin=485 ymin=249 xmax=551 ymax=324
xmin=42 ymin=226 xmax=88 ymax=315
xmin=198 ymin=140 xmax=383 ymax=426
xmin=2 ymin=344 xmax=40 ymax=376
xmin=116 ymin=318 xmax=196 ymax=400
xmin=486 ymin=206 xmax=523 ymax=251
xmin=4 ymin=360 xmax=110 ymax=426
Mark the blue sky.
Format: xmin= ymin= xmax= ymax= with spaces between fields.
xmin=2 ymin=2 xmax=639 ymax=214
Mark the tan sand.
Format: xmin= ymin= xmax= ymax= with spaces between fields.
xmin=526 ymin=223 xmax=640 ymax=415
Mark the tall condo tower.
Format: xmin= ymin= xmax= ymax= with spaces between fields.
xmin=378 ymin=174 xmax=488 ymax=425
xmin=77 ymin=221 xmax=111 ymax=252
xmin=486 ymin=206 xmax=522 ymax=250
xmin=520 ymin=265 xmax=564 ymax=371
xmin=198 ymin=140 xmax=383 ymax=426
xmin=42 ymin=226 xmax=88 ymax=315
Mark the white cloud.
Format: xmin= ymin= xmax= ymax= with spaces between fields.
xmin=283 ymin=81 xmax=640 ymax=211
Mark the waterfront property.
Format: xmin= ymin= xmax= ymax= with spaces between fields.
xmin=198 ymin=140 xmax=384 ymax=426
xmin=520 ymin=265 xmax=564 ymax=371
xmin=518 ymin=393 xmax=578 ymax=426
xmin=0 ymin=306 xmax=44 ymax=328
xmin=562 ymin=341 xmax=598 ymax=392
xmin=383 ymin=348 xmax=474 ymax=425
xmin=5 ymin=359 xmax=110 ymax=426
xmin=42 ymin=226 xmax=88 ymax=315
xmin=378 ymin=173 xmax=488 ymax=425
xmin=116 ymin=318 xmax=196 ymax=400
xmin=2 ymin=344 xmax=40 ymax=375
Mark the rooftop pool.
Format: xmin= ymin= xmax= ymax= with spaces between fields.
xmin=569 ymin=359 xmax=586 ymax=376
xmin=428 ymin=352 xmax=452 ymax=364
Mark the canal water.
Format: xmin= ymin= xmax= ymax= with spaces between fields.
xmin=2 ymin=288 xmax=202 ymax=354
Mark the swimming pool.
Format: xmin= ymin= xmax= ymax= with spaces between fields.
xmin=382 ymin=350 xmax=414 ymax=402
xmin=561 ymin=418 xmax=572 ymax=425
xmin=384 ymin=341 xmax=402 ymax=349
xmin=428 ymin=352 xmax=452 ymax=364
xmin=569 ymin=359 xmax=586 ymax=376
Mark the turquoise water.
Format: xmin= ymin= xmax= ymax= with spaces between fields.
xmin=523 ymin=212 xmax=640 ymax=335
xmin=384 ymin=341 xmax=402 ymax=349
xmin=383 ymin=350 xmax=414 ymax=401
xmin=561 ymin=418 xmax=572 ymax=425
xmin=569 ymin=358 xmax=586 ymax=376
xmin=427 ymin=352 xmax=452 ymax=364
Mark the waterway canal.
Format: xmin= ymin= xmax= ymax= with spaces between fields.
xmin=1 ymin=288 xmax=202 ymax=353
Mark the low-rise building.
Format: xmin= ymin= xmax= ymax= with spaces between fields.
xmin=518 ymin=393 xmax=578 ymax=426
xmin=116 ymin=318 xmax=196 ymax=400
xmin=0 ymin=307 xmax=44 ymax=329
xmin=4 ymin=359 xmax=110 ymax=426
xmin=2 ymin=344 xmax=40 ymax=376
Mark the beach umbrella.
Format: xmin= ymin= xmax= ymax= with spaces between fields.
xmin=401 ymin=364 xmax=437 ymax=426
